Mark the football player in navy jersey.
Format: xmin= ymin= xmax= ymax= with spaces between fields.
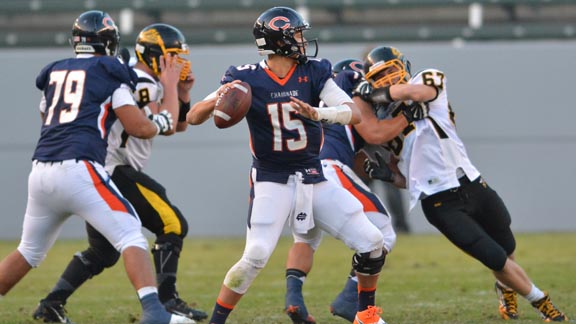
xmin=188 ymin=7 xmax=389 ymax=324
xmin=31 ymin=23 xmax=207 ymax=323
xmin=283 ymin=59 xmax=428 ymax=323
xmin=0 ymin=11 xmax=193 ymax=324
xmin=361 ymin=46 xmax=568 ymax=322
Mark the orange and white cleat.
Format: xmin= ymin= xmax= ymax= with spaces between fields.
xmin=353 ymin=305 xmax=387 ymax=324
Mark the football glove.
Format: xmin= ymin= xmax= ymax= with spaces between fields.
xmin=401 ymin=101 xmax=429 ymax=123
xmin=352 ymin=80 xmax=372 ymax=102
xmin=370 ymin=86 xmax=392 ymax=104
xmin=151 ymin=110 xmax=173 ymax=135
xmin=364 ymin=152 xmax=394 ymax=182
xmin=119 ymin=47 xmax=131 ymax=65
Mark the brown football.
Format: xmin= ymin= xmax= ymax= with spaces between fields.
xmin=213 ymin=82 xmax=252 ymax=129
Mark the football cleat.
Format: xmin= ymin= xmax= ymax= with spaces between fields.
xmin=285 ymin=287 xmax=316 ymax=324
xmin=330 ymin=279 xmax=358 ymax=322
xmin=168 ymin=314 xmax=196 ymax=324
xmin=32 ymin=299 xmax=74 ymax=324
xmin=531 ymin=293 xmax=568 ymax=322
xmin=353 ymin=306 xmax=387 ymax=324
xmin=495 ymin=282 xmax=519 ymax=320
xmin=164 ymin=298 xmax=207 ymax=321
xmin=285 ymin=305 xmax=316 ymax=324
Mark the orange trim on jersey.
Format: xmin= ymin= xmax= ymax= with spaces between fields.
xmin=216 ymin=298 xmax=235 ymax=310
xmin=332 ymin=165 xmax=379 ymax=213
xmin=248 ymin=129 xmax=255 ymax=157
xmin=264 ymin=64 xmax=297 ymax=86
xmin=83 ymin=161 xmax=128 ymax=213
xmin=100 ymin=102 xmax=111 ymax=138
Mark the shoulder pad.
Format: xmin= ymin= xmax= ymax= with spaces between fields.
xmin=411 ymin=68 xmax=446 ymax=88
xmin=220 ymin=64 xmax=254 ymax=84
xmin=101 ymin=56 xmax=139 ymax=91
xmin=35 ymin=60 xmax=64 ymax=90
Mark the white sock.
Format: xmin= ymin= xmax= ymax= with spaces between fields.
xmin=524 ymin=284 xmax=545 ymax=302
xmin=137 ymin=286 xmax=158 ymax=299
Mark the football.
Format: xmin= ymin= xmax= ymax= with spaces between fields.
xmin=213 ymin=82 xmax=252 ymax=129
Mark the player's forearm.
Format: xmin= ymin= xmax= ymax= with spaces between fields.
xmin=368 ymin=115 xmax=408 ymax=144
xmin=160 ymin=87 xmax=179 ymax=134
xmin=187 ymin=98 xmax=216 ymax=125
xmin=391 ymin=172 xmax=407 ymax=189
xmin=389 ymin=84 xmax=437 ymax=102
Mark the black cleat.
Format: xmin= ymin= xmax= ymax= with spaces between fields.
xmin=164 ymin=298 xmax=208 ymax=321
xmin=32 ymin=299 xmax=73 ymax=324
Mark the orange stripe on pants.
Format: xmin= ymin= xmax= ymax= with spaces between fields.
xmin=84 ymin=161 xmax=128 ymax=213
xmin=332 ymin=165 xmax=379 ymax=213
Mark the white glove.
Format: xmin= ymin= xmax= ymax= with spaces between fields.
xmin=151 ymin=110 xmax=173 ymax=135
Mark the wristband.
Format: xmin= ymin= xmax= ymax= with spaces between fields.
xmin=370 ymin=86 xmax=392 ymax=104
xmin=178 ymin=100 xmax=191 ymax=122
xmin=314 ymin=105 xmax=352 ymax=125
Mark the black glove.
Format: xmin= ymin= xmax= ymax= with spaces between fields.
xmin=401 ymin=101 xmax=429 ymax=123
xmin=119 ymin=47 xmax=131 ymax=65
xmin=363 ymin=152 xmax=394 ymax=182
xmin=370 ymin=86 xmax=392 ymax=104
xmin=352 ymin=80 xmax=372 ymax=102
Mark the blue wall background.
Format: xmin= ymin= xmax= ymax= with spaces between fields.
xmin=1 ymin=41 xmax=575 ymax=239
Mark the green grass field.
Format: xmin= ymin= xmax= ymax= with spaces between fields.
xmin=0 ymin=232 xmax=574 ymax=324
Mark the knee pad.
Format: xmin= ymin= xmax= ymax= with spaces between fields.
xmin=76 ymin=248 xmax=120 ymax=277
xmin=366 ymin=211 xmax=397 ymax=253
xmin=478 ymin=244 xmax=508 ymax=271
xmin=466 ymin=237 xmax=508 ymax=271
xmin=223 ymin=258 xmax=263 ymax=295
xmin=17 ymin=245 xmax=44 ymax=268
xmin=152 ymin=233 xmax=183 ymax=256
xmin=117 ymin=231 xmax=149 ymax=252
xmin=243 ymin=240 xmax=274 ymax=269
xmin=352 ymin=250 xmax=386 ymax=275
xmin=172 ymin=206 xmax=189 ymax=238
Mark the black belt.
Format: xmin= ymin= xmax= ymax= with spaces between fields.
xmin=425 ymin=175 xmax=483 ymax=202
xmin=33 ymin=159 xmax=92 ymax=165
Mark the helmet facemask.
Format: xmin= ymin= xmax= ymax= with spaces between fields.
xmin=135 ymin=27 xmax=191 ymax=80
xmin=365 ymin=59 xmax=410 ymax=88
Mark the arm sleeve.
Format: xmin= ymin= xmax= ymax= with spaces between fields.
xmin=111 ymin=84 xmax=137 ymax=109
xmin=320 ymin=78 xmax=354 ymax=107
xmin=39 ymin=94 xmax=46 ymax=113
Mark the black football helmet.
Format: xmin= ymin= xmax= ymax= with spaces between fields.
xmin=71 ymin=10 xmax=119 ymax=56
xmin=364 ymin=46 xmax=411 ymax=88
xmin=332 ymin=58 xmax=364 ymax=77
xmin=253 ymin=6 xmax=318 ymax=64
xmin=135 ymin=23 xmax=190 ymax=80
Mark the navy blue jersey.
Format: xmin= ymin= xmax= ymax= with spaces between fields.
xmin=221 ymin=59 xmax=333 ymax=184
xmin=320 ymin=70 xmax=365 ymax=168
xmin=33 ymin=56 xmax=138 ymax=165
